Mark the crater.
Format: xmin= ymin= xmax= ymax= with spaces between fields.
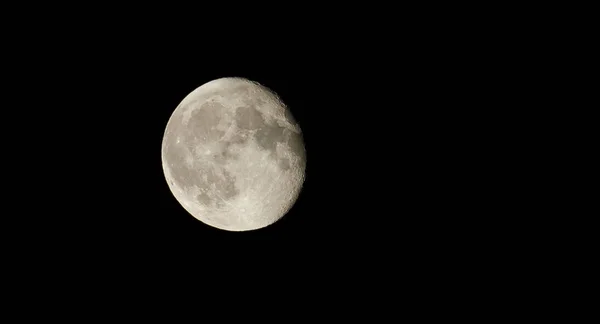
xmin=278 ymin=157 xmax=291 ymax=171
xmin=284 ymin=106 xmax=296 ymax=124
xmin=285 ymin=130 xmax=305 ymax=159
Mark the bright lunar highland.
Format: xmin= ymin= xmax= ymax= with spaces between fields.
xmin=161 ymin=77 xmax=306 ymax=231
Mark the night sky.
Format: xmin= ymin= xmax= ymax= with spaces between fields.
xmin=6 ymin=14 xmax=517 ymax=305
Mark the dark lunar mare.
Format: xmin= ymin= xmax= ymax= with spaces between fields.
xmin=234 ymin=105 xmax=299 ymax=172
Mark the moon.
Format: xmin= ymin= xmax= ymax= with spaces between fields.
xmin=161 ymin=77 xmax=306 ymax=231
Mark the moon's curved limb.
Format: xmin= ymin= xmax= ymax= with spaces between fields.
xmin=161 ymin=77 xmax=306 ymax=231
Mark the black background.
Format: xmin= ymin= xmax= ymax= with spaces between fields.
xmin=4 ymin=10 xmax=533 ymax=306
xmin=1 ymin=5 xmax=581 ymax=318
xmin=15 ymin=42 xmax=491 ymax=275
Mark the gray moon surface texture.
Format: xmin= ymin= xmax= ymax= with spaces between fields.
xmin=161 ymin=77 xmax=306 ymax=231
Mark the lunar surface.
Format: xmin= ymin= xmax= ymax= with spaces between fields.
xmin=161 ymin=77 xmax=306 ymax=231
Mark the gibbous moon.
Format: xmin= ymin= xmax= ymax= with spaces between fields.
xmin=161 ymin=77 xmax=306 ymax=231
